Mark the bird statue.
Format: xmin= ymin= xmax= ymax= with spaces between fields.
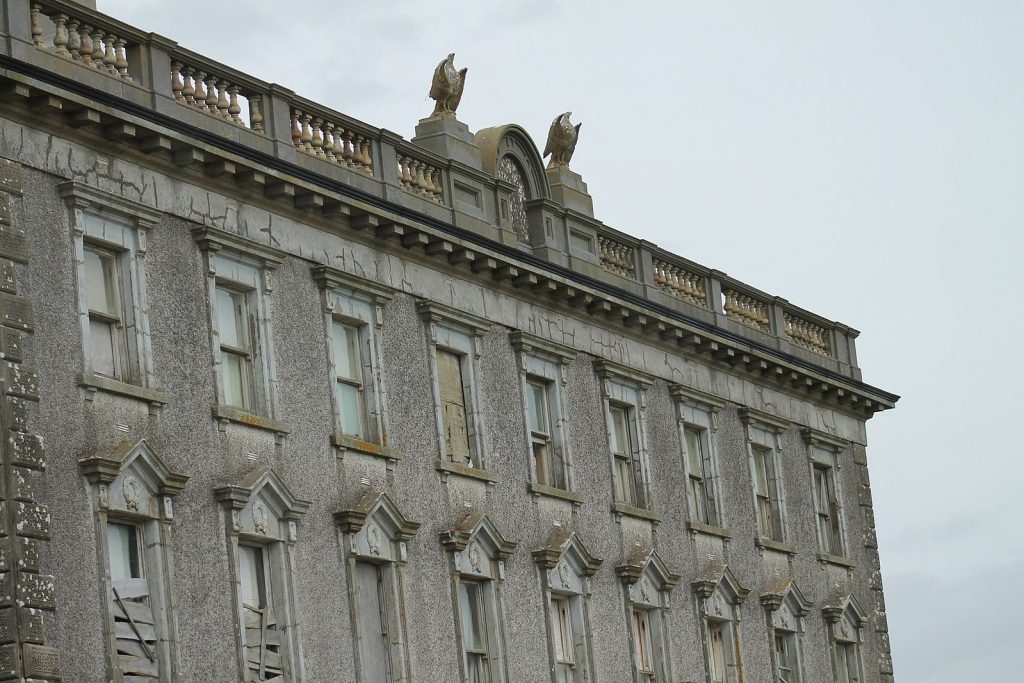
xmin=429 ymin=53 xmax=468 ymax=117
xmin=543 ymin=112 xmax=581 ymax=169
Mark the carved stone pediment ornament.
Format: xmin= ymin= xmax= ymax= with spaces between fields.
xmin=558 ymin=563 xmax=571 ymax=590
xmin=640 ymin=578 xmax=651 ymax=604
xmin=367 ymin=524 xmax=382 ymax=556
xmin=469 ymin=543 xmax=483 ymax=572
xmin=252 ymin=502 xmax=269 ymax=535
xmin=122 ymin=475 xmax=141 ymax=512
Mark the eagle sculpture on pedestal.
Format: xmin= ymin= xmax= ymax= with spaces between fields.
xmin=429 ymin=53 xmax=468 ymax=116
xmin=543 ymin=112 xmax=581 ymax=169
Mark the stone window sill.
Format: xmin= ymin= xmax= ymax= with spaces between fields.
xmin=435 ymin=460 xmax=498 ymax=484
xmin=818 ymin=552 xmax=856 ymax=569
xmin=756 ymin=536 xmax=797 ymax=555
xmin=78 ymin=372 xmax=168 ymax=406
xmin=611 ymin=501 xmax=663 ymax=524
xmin=331 ymin=433 xmax=399 ymax=461
xmin=686 ymin=521 xmax=734 ymax=540
xmin=212 ymin=404 xmax=291 ymax=436
xmin=527 ymin=482 xmax=584 ymax=505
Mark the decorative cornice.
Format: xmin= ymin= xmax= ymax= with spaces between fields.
xmin=593 ymin=359 xmax=656 ymax=389
xmin=78 ymin=437 xmax=189 ymax=495
xmin=509 ymin=331 xmax=576 ymax=362
xmin=738 ymin=407 xmax=790 ymax=434
xmin=416 ymin=299 xmax=493 ymax=335
xmin=191 ymin=226 xmax=287 ymax=268
xmin=438 ymin=510 xmax=517 ymax=559
xmin=800 ymin=427 xmax=849 ymax=450
xmin=213 ymin=467 xmax=311 ymax=520
xmin=311 ymin=265 xmax=395 ymax=302
xmin=57 ymin=181 xmax=162 ymax=227
xmin=333 ymin=490 xmax=420 ymax=540
xmin=615 ymin=547 xmax=680 ymax=589
xmin=669 ymin=384 xmax=727 ymax=412
xmin=531 ymin=529 xmax=602 ymax=575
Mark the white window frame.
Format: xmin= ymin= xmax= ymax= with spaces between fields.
xmin=534 ymin=532 xmax=601 ymax=683
xmin=511 ymin=332 xmax=575 ymax=493
xmin=671 ymin=386 xmax=726 ymax=529
xmin=418 ymin=301 xmax=489 ymax=471
xmin=194 ymin=228 xmax=284 ymax=422
xmin=596 ymin=361 xmax=654 ymax=512
xmin=61 ymin=182 xmax=160 ymax=391
xmin=78 ymin=438 xmax=189 ymax=683
xmin=313 ymin=267 xmax=393 ymax=454
xmin=441 ymin=513 xmax=516 ymax=683
xmin=739 ymin=409 xmax=790 ymax=543
xmin=335 ymin=492 xmax=419 ymax=683
xmin=215 ymin=469 xmax=309 ymax=683
xmin=802 ymin=429 xmax=850 ymax=559
xmin=617 ymin=550 xmax=679 ymax=683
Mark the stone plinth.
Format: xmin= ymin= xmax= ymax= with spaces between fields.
xmin=546 ymin=166 xmax=594 ymax=217
xmin=412 ymin=115 xmax=482 ymax=170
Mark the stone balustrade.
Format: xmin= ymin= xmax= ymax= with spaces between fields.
xmin=31 ymin=2 xmax=133 ymax=81
xmin=290 ymin=108 xmax=374 ymax=177
xmin=170 ymin=60 xmax=261 ymax=131
xmin=652 ymin=257 xmax=707 ymax=309
xmin=3 ymin=0 xmax=862 ymax=378
xmin=598 ymin=235 xmax=636 ymax=280
xmin=396 ymin=152 xmax=444 ymax=204
xmin=722 ymin=288 xmax=771 ymax=334
xmin=785 ymin=312 xmax=833 ymax=358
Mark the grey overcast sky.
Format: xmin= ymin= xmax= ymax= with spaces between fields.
xmin=103 ymin=1 xmax=1024 ymax=679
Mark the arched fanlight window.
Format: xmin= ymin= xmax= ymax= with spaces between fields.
xmin=496 ymin=155 xmax=530 ymax=243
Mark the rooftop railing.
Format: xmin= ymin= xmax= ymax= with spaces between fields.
xmin=5 ymin=0 xmax=859 ymax=375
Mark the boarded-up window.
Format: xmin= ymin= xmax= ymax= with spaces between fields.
xmin=438 ymin=349 xmax=471 ymax=464
xmin=354 ymin=562 xmax=393 ymax=683
xmin=239 ymin=545 xmax=284 ymax=682
xmin=107 ymin=521 xmax=160 ymax=680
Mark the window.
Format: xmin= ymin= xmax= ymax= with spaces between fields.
xmin=419 ymin=302 xmax=489 ymax=472
xmin=194 ymin=227 xmax=285 ymax=421
xmin=333 ymin=320 xmax=364 ymax=437
xmin=694 ymin=566 xmax=748 ymax=683
xmin=740 ymin=409 xmax=789 ymax=543
xmin=814 ymin=465 xmax=844 ymax=555
xmin=672 ymin=386 xmax=726 ymax=529
xmin=527 ymin=379 xmax=558 ymax=485
xmin=610 ymin=402 xmax=641 ymax=505
xmin=216 ymin=285 xmax=254 ymax=410
xmin=536 ymin=532 xmax=600 ymax=683
xmin=751 ymin=445 xmax=783 ymax=541
xmin=825 ymin=597 xmax=866 ymax=683
xmin=441 ymin=513 xmax=515 ymax=683
xmin=761 ymin=580 xmax=811 ymax=683
xmin=63 ymin=182 xmax=160 ymax=389
xmin=618 ymin=549 xmax=678 ymax=683
xmin=79 ymin=438 xmax=189 ymax=682
xmin=314 ymin=267 xmax=393 ymax=451
xmin=336 ymin=491 xmax=419 ymax=683
xmin=459 ymin=579 xmax=492 ymax=683
xmin=597 ymin=362 xmax=654 ymax=512
xmin=214 ymin=468 xmax=308 ymax=683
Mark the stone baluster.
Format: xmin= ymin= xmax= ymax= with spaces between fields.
xmin=171 ymin=62 xmax=185 ymax=103
xmin=89 ymin=27 xmax=104 ymax=68
xmin=102 ymin=34 xmax=118 ymax=77
xmin=300 ymin=112 xmax=314 ymax=152
xmin=332 ymin=125 xmax=347 ymax=161
xmin=323 ymin=123 xmax=337 ymax=161
xmin=30 ymin=4 xmax=44 ymax=48
xmin=52 ymin=13 xmax=70 ymax=58
xmin=342 ymin=130 xmax=356 ymax=167
xmin=66 ymin=19 xmax=82 ymax=61
xmin=290 ymin=109 xmax=302 ymax=149
xmin=432 ymin=169 xmax=443 ymax=201
xmin=216 ymin=79 xmax=230 ymax=119
xmin=249 ymin=95 xmax=264 ymax=132
xmin=192 ymin=71 xmax=206 ymax=109
xmin=204 ymin=75 xmax=219 ymax=114
xmin=311 ymin=118 xmax=325 ymax=157
xmin=114 ymin=38 xmax=130 ymax=80
xmin=358 ymin=136 xmax=372 ymax=173
xmin=181 ymin=66 xmax=195 ymax=105
xmin=227 ymin=85 xmax=242 ymax=124
xmin=77 ymin=25 xmax=94 ymax=66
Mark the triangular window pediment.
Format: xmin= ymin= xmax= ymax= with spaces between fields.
xmin=79 ymin=438 xmax=188 ymax=518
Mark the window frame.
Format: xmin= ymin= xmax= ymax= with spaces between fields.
xmin=596 ymin=362 xmax=655 ymax=513
xmin=418 ymin=301 xmax=490 ymax=473
xmin=803 ymin=429 xmax=851 ymax=559
xmin=671 ymin=387 xmax=727 ymax=529
xmin=824 ymin=598 xmax=867 ymax=683
xmin=761 ymin=582 xmax=812 ymax=683
xmin=617 ymin=550 xmax=679 ymax=683
xmin=62 ymin=182 xmax=160 ymax=391
xmin=739 ymin=409 xmax=790 ymax=544
xmin=693 ymin=566 xmax=749 ymax=683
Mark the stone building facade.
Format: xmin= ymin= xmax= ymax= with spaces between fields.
xmin=0 ymin=1 xmax=898 ymax=682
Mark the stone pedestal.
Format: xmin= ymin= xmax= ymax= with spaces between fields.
xmin=545 ymin=166 xmax=594 ymax=217
xmin=412 ymin=115 xmax=482 ymax=170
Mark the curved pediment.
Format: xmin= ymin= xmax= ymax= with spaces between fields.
xmin=476 ymin=124 xmax=549 ymax=201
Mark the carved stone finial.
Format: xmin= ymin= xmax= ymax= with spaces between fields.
xmin=429 ymin=53 xmax=468 ymax=117
xmin=543 ymin=112 xmax=582 ymax=169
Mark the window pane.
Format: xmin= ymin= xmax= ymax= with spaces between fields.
xmin=752 ymin=449 xmax=769 ymax=495
xmin=633 ymin=608 xmax=652 ymax=671
xmin=610 ymin=404 xmax=629 ymax=455
xmin=333 ymin=321 xmax=361 ymax=381
xmin=84 ymin=248 xmax=119 ymax=315
xmin=551 ymin=596 xmax=574 ymax=663
xmin=337 ymin=381 xmax=363 ymax=436
xmin=89 ymin=318 xmax=117 ymax=378
xmin=221 ymin=350 xmax=247 ymax=409
xmin=615 ymin=457 xmax=636 ymax=505
xmin=238 ymin=545 xmax=266 ymax=609
xmin=709 ymin=621 xmax=726 ymax=683
xmin=459 ymin=581 xmax=485 ymax=652
xmin=685 ymin=427 xmax=704 ymax=477
xmin=533 ymin=439 xmax=551 ymax=485
xmin=107 ymin=522 xmax=140 ymax=580
xmin=527 ymin=380 xmax=548 ymax=434
xmin=216 ymin=287 xmax=245 ymax=350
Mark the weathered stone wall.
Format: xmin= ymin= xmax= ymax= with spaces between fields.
xmin=2 ymin=112 xmax=892 ymax=682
